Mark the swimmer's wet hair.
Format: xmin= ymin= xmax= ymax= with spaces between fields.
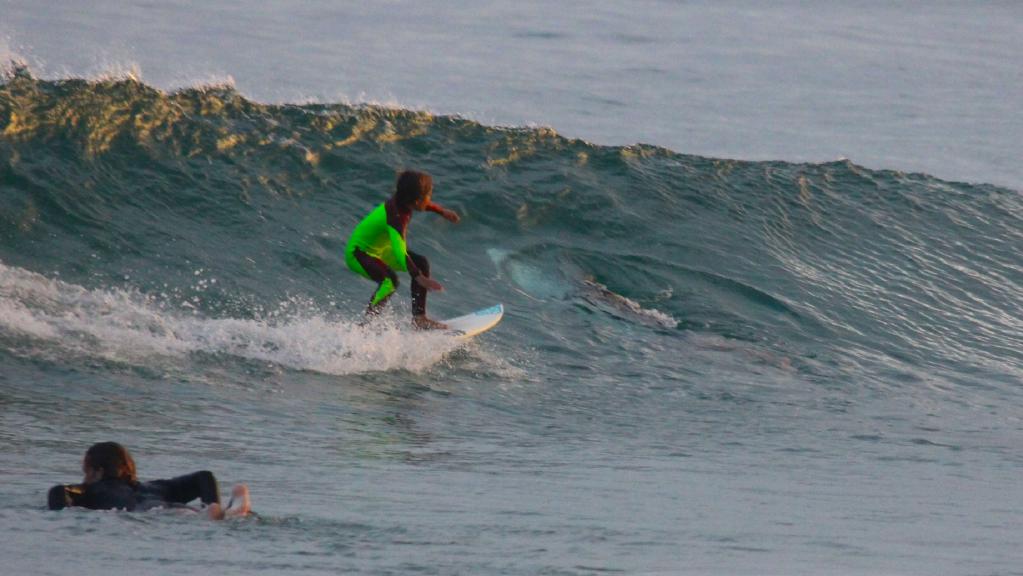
xmin=84 ymin=441 xmax=138 ymax=484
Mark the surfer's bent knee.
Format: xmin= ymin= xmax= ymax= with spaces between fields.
xmin=371 ymin=277 xmax=397 ymax=306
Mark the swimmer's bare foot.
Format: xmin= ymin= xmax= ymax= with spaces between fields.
xmin=207 ymin=484 xmax=250 ymax=520
xmin=224 ymin=484 xmax=251 ymax=517
xmin=412 ymin=315 xmax=448 ymax=330
xmin=207 ymin=502 xmax=225 ymax=521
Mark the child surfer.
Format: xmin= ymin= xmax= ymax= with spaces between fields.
xmin=344 ymin=170 xmax=460 ymax=329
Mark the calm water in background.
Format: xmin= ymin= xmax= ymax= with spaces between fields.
xmin=1 ymin=2 xmax=1022 ymax=575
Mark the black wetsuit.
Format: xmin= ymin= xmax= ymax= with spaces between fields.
xmin=47 ymin=470 xmax=220 ymax=511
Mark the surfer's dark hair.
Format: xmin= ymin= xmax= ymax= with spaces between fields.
xmin=83 ymin=441 xmax=138 ymax=484
xmin=394 ymin=170 xmax=432 ymax=209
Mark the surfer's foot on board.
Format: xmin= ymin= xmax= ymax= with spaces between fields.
xmin=412 ymin=315 xmax=448 ymax=330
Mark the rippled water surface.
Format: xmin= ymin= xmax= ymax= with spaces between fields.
xmin=2 ymin=2 xmax=1022 ymax=575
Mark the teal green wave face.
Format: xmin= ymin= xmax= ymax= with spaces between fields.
xmin=2 ymin=73 xmax=1021 ymax=378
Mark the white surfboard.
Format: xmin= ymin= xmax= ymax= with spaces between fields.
xmin=441 ymin=304 xmax=504 ymax=339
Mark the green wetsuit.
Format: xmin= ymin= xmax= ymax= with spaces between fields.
xmin=345 ymin=203 xmax=409 ymax=272
xmin=345 ymin=201 xmax=424 ymax=307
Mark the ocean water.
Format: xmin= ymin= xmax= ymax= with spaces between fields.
xmin=1 ymin=3 xmax=1022 ymax=576
xmin=4 ymin=0 xmax=1022 ymax=189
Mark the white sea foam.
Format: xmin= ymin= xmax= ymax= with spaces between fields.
xmin=0 ymin=261 xmax=460 ymax=374
xmin=579 ymin=280 xmax=678 ymax=330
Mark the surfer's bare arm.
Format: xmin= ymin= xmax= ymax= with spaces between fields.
xmin=425 ymin=202 xmax=460 ymax=223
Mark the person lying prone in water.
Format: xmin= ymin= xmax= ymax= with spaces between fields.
xmin=47 ymin=441 xmax=250 ymax=520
